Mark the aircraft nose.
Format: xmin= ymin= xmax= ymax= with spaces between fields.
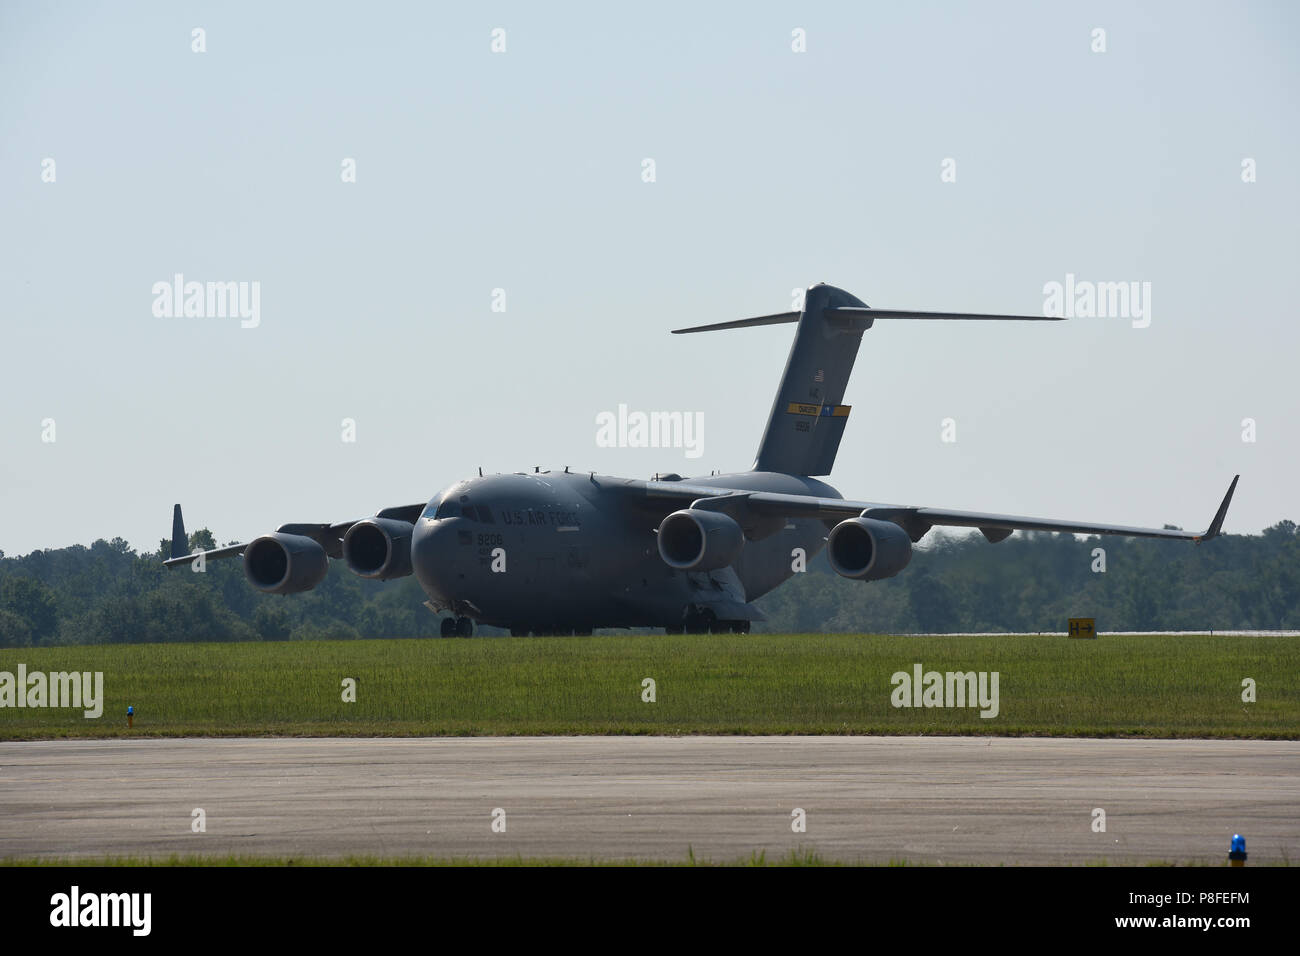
xmin=412 ymin=518 xmax=459 ymax=601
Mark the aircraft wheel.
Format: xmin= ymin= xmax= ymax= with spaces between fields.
xmin=732 ymin=620 xmax=751 ymax=634
xmin=685 ymin=608 xmax=716 ymax=634
xmin=440 ymin=618 xmax=457 ymax=638
xmin=455 ymin=616 xmax=474 ymax=638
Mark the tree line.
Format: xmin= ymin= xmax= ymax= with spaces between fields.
xmin=1 ymin=521 xmax=1296 ymax=646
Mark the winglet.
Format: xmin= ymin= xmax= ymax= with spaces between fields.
xmin=170 ymin=504 xmax=188 ymax=559
xmin=1195 ymin=475 xmax=1239 ymax=543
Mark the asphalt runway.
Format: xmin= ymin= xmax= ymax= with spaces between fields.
xmin=1 ymin=736 xmax=1296 ymax=864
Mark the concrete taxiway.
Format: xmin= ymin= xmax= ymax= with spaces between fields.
xmin=1 ymin=736 xmax=1295 ymax=863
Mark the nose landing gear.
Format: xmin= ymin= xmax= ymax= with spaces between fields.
xmin=440 ymin=616 xmax=474 ymax=638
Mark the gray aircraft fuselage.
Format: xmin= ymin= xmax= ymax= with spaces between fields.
xmin=414 ymin=470 xmax=836 ymax=631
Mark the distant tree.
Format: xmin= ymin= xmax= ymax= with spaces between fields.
xmin=1 ymin=576 xmax=58 ymax=644
xmin=1263 ymin=520 xmax=1297 ymax=540
xmin=0 ymin=608 xmax=33 ymax=647
xmin=908 ymin=566 xmax=958 ymax=633
xmin=254 ymin=602 xmax=292 ymax=641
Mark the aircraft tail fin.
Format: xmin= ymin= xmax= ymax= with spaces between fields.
xmin=752 ymin=284 xmax=865 ymax=475
xmin=673 ymin=284 xmax=867 ymax=476
xmin=171 ymin=504 xmax=188 ymax=559
xmin=673 ymin=284 xmax=1060 ymax=476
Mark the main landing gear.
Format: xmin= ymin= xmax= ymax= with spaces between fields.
xmin=440 ymin=616 xmax=474 ymax=638
xmin=668 ymin=609 xmax=751 ymax=634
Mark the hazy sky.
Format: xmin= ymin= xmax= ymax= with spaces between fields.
xmin=2 ymin=1 xmax=1297 ymax=556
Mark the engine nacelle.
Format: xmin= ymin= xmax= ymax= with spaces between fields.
xmin=657 ymin=509 xmax=744 ymax=571
xmin=243 ymin=533 xmax=330 ymax=594
xmin=343 ymin=517 xmax=414 ymax=580
xmin=827 ymin=516 xmax=913 ymax=581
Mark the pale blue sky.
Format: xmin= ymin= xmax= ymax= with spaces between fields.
xmin=1 ymin=0 xmax=1297 ymax=555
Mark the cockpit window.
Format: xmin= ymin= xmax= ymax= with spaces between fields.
xmin=422 ymin=490 xmax=491 ymax=522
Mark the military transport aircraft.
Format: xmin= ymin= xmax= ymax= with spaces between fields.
xmin=165 ymin=283 xmax=1238 ymax=636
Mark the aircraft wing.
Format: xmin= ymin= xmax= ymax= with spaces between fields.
xmin=162 ymin=542 xmax=249 ymax=567
xmin=640 ymin=475 xmax=1239 ymax=544
xmin=162 ymin=502 xmax=428 ymax=568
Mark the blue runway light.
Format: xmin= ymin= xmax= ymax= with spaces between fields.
xmin=1229 ymin=834 xmax=1247 ymax=865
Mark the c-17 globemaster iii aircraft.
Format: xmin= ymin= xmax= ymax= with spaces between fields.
xmin=165 ymin=283 xmax=1238 ymax=636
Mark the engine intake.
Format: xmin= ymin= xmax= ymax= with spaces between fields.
xmin=657 ymin=509 xmax=744 ymax=571
xmin=343 ymin=518 xmax=414 ymax=580
xmin=243 ymin=533 xmax=330 ymax=594
xmin=827 ymin=516 xmax=913 ymax=581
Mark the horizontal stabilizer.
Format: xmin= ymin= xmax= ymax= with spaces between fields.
xmin=671 ymin=312 xmax=799 ymax=334
xmin=672 ymin=307 xmax=1060 ymax=336
xmin=825 ymin=306 xmax=1062 ymax=327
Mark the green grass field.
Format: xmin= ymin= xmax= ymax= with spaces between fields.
xmin=1 ymin=633 xmax=1296 ymax=739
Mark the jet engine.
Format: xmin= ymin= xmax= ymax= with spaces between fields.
xmin=657 ymin=509 xmax=744 ymax=571
xmin=243 ymin=533 xmax=330 ymax=594
xmin=826 ymin=516 xmax=913 ymax=581
xmin=343 ymin=517 xmax=414 ymax=580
